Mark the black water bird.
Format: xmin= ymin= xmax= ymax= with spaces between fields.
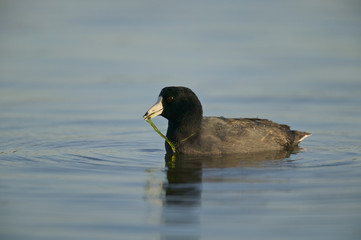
xmin=143 ymin=86 xmax=310 ymax=155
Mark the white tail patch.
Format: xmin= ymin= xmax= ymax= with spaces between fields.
xmin=298 ymin=133 xmax=311 ymax=143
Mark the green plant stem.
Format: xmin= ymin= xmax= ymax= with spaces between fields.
xmin=146 ymin=119 xmax=176 ymax=154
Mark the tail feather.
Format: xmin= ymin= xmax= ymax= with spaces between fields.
xmin=293 ymin=131 xmax=311 ymax=144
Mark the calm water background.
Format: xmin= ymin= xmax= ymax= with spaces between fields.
xmin=1 ymin=1 xmax=361 ymax=239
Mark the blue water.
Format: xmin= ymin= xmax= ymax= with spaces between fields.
xmin=1 ymin=1 xmax=361 ymax=239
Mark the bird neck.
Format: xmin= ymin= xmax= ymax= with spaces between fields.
xmin=166 ymin=114 xmax=202 ymax=144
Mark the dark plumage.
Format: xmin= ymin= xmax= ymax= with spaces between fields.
xmin=144 ymin=86 xmax=310 ymax=155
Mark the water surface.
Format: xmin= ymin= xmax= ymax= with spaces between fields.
xmin=1 ymin=1 xmax=361 ymax=240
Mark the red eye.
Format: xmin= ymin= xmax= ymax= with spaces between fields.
xmin=167 ymin=96 xmax=174 ymax=102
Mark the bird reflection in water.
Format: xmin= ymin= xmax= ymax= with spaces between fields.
xmin=146 ymin=149 xmax=300 ymax=240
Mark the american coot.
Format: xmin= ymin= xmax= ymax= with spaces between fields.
xmin=143 ymin=86 xmax=311 ymax=155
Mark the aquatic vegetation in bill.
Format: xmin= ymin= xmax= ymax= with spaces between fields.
xmin=145 ymin=119 xmax=176 ymax=154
